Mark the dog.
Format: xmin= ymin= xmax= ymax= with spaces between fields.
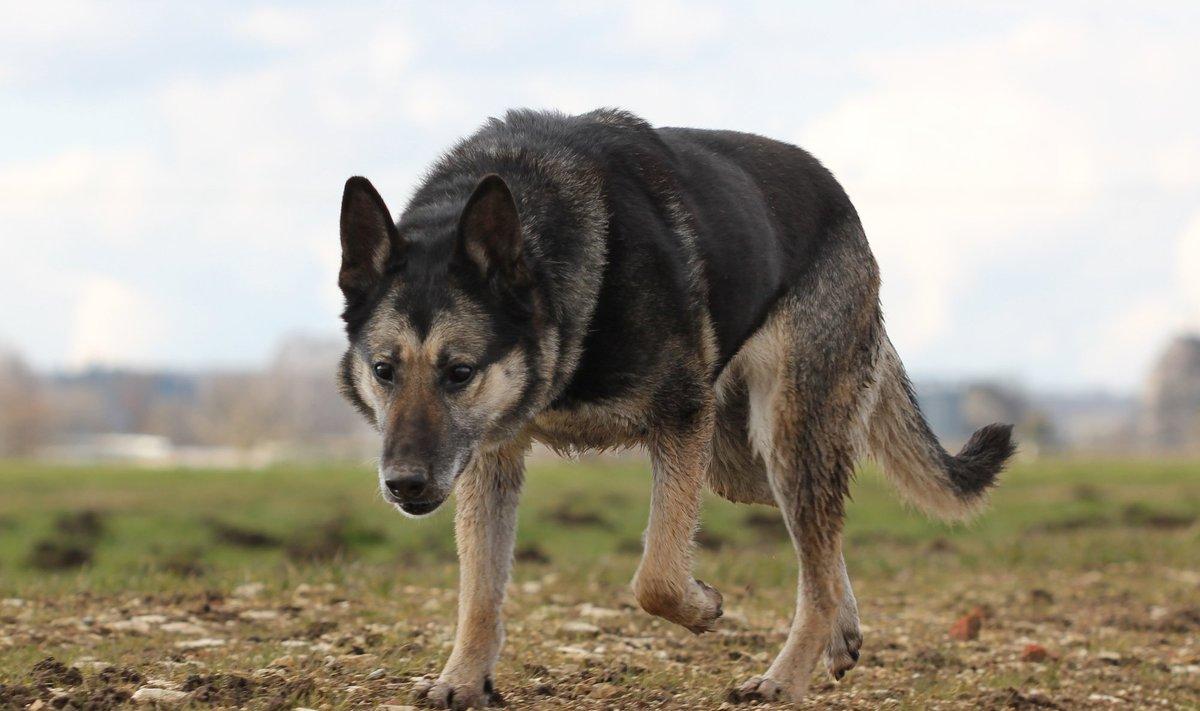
xmin=336 ymin=108 xmax=1015 ymax=708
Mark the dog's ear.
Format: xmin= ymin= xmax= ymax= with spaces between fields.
xmin=455 ymin=174 xmax=529 ymax=286
xmin=339 ymin=176 xmax=404 ymax=306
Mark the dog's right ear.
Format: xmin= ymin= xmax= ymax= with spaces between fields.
xmin=339 ymin=176 xmax=404 ymax=307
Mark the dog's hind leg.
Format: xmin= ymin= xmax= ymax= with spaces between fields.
xmin=733 ymin=407 xmax=854 ymax=703
xmin=729 ymin=289 xmax=875 ymax=703
xmin=632 ymin=387 xmax=724 ymax=634
xmin=824 ymin=553 xmax=863 ymax=680
xmin=413 ymin=441 xmax=525 ymax=710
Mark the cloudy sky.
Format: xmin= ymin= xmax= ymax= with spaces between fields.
xmin=2 ymin=1 xmax=1198 ymax=392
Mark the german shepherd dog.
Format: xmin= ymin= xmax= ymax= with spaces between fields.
xmin=337 ymin=108 xmax=1014 ymax=707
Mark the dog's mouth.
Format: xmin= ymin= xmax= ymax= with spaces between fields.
xmin=397 ymin=498 xmax=443 ymax=516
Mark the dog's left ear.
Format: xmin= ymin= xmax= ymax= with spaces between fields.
xmin=339 ymin=176 xmax=405 ymax=308
xmin=455 ymin=174 xmax=529 ymax=286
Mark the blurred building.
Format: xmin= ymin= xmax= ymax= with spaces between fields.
xmin=1140 ymin=334 xmax=1200 ymax=451
xmin=9 ymin=333 xmax=1200 ymax=463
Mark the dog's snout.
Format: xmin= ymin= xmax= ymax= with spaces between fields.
xmin=384 ymin=468 xmax=428 ymax=500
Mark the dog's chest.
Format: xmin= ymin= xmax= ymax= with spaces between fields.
xmin=527 ymin=398 xmax=649 ymax=454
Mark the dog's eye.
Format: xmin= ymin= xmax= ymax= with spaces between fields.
xmin=445 ymin=363 xmax=475 ymax=386
xmin=372 ymin=362 xmax=394 ymax=383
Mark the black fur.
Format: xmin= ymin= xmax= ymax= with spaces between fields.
xmin=942 ymin=423 xmax=1017 ymax=498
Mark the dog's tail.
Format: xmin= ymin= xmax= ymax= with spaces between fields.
xmin=866 ymin=337 xmax=1016 ymax=521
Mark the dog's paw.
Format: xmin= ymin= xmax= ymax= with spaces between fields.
xmin=823 ymin=615 xmax=863 ymax=680
xmin=634 ymin=576 xmax=724 ymax=634
xmin=413 ymin=675 xmax=504 ymax=710
xmin=727 ymin=675 xmax=793 ymax=704
xmin=682 ymin=578 xmax=724 ymax=634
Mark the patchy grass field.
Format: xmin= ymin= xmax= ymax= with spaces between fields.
xmin=1 ymin=457 xmax=1198 ymax=709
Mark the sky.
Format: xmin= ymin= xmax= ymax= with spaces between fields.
xmin=1 ymin=1 xmax=1198 ymax=393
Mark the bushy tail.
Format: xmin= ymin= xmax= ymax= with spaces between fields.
xmin=867 ymin=338 xmax=1016 ymax=521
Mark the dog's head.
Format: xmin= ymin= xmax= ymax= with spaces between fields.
xmin=337 ymin=174 xmax=541 ymax=517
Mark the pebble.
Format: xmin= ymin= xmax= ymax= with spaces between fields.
xmin=578 ymin=603 xmax=622 ymax=619
xmin=561 ymin=621 xmax=601 ymax=636
xmin=131 ymin=687 xmax=191 ymax=705
xmin=174 ymin=637 xmax=226 ymax=649
xmin=240 ymin=609 xmax=281 ymax=621
xmin=366 ymin=667 xmax=387 ymax=680
xmin=589 ymin=682 xmax=621 ymax=699
xmin=949 ymin=611 xmax=982 ymax=641
xmin=160 ymin=621 xmax=207 ymax=635
xmin=233 ymin=582 xmax=265 ymax=598
xmin=1020 ymin=643 xmax=1050 ymax=662
xmin=334 ymin=653 xmax=379 ymax=668
xmin=1096 ymin=650 xmax=1122 ymax=665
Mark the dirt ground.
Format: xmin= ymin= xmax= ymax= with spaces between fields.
xmin=1 ymin=459 xmax=1198 ymax=709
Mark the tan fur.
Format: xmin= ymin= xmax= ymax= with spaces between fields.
xmin=866 ymin=338 xmax=988 ymax=520
xmin=631 ymin=401 xmax=723 ymax=634
xmin=413 ymin=438 xmax=527 ymax=709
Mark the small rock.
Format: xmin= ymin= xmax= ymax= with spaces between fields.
xmin=366 ymin=668 xmax=386 ymax=680
xmin=174 ymin=638 xmax=226 ymax=650
xmin=589 ymin=682 xmax=621 ymax=699
xmin=1087 ymin=693 xmax=1124 ymax=704
xmin=131 ymin=687 xmax=191 ymax=705
xmin=108 ymin=620 xmax=153 ymax=634
xmin=133 ymin=614 xmax=168 ymax=624
xmin=233 ymin=582 xmax=265 ymax=598
xmin=1029 ymin=589 xmax=1054 ymax=604
xmin=1021 ymin=643 xmax=1051 ymax=662
xmin=1096 ymin=650 xmax=1122 ymax=665
xmin=1171 ymin=664 xmax=1200 ymax=675
xmin=335 ymin=653 xmax=379 ymax=668
xmin=578 ymin=603 xmax=622 ymax=619
xmin=555 ymin=645 xmax=597 ymax=660
xmin=949 ymin=611 xmax=983 ymax=641
xmin=378 ymin=705 xmax=417 ymax=711
xmin=160 ymin=621 xmax=207 ymax=635
xmin=240 ymin=609 xmax=280 ymax=621
xmin=561 ymin=621 xmax=601 ymax=636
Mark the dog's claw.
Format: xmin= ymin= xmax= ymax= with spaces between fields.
xmin=414 ymin=675 xmax=504 ymax=709
xmin=728 ymin=675 xmax=791 ymax=704
xmin=823 ymin=616 xmax=864 ymax=681
xmin=684 ymin=578 xmax=724 ymax=634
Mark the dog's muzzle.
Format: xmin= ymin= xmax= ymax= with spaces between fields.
xmin=380 ymin=465 xmax=447 ymax=515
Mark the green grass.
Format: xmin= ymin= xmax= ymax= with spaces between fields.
xmin=2 ymin=457 xmax=1197 ymax=590
xmin=1 ymin=457 xmax=1198 ymax=708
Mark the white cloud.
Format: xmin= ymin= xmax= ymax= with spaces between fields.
xmin=621 ymin=0 xmax=727 ymax=57
xmin=1176 ymin=212 xmax=1200 ymax=326
xmin=799 ymin=16 xmax=1200 ymax=386
xmin=0 ymin=148 xmax=156 ymax=246
xmin=69 ymin=277 xmax=163 ymax=368
xmin=231 ymin=7 xmax=320 ymax=48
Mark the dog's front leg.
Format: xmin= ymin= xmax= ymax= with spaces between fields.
xmin=632 ymin=405 xmax=723 ymax=634
xmin=414 ymin=444 xmax=524 ymax=710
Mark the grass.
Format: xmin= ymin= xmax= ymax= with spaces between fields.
xmin=1 ymin=457 xmax=1198 ymax=708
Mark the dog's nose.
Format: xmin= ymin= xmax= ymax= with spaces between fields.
xmin=384 ymin=469 xmax=428 ymax=500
